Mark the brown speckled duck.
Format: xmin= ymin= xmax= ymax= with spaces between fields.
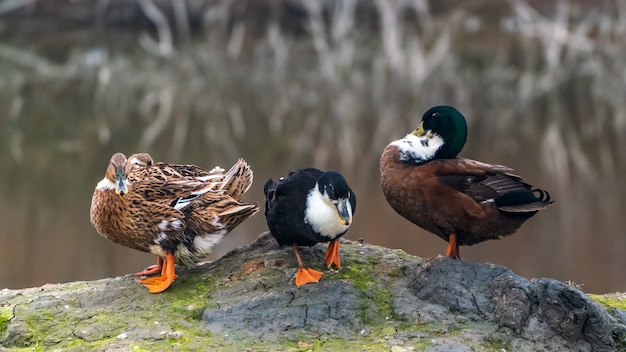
xmin=90 ymin=153 xmax=258 ymax=293
xmin=380 ymin=106 xmax=553 ymax=258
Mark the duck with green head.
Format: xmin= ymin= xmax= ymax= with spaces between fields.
xmin=380 ymin=105 xmax=553 ymax=258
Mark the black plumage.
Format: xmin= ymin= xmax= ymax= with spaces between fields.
xmin=264 ymin=168 xmax=356 ymax=286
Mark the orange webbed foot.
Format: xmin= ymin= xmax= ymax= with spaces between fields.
xmin=291 ymin=243 xmax=324 ymax=286
xmin=134 ymin=257 xmax=164 ymax=276
xmin=138 ymin=276 xmax=166 ymax=285
xmin=324 ymin=239 xmax=341 ymax=269
xmin=139 ymin=253 xmax=177 ymax=293
xmin=295 ymin=267 xmax=324 ymax=287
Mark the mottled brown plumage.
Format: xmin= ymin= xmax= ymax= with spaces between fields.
xmin=127 ymin=153 xmax=254 ymax=202
xmin=90 ymin=152 xmax=258 ymax=293
xmin=380 ymin=106 xmax=552 ymax=258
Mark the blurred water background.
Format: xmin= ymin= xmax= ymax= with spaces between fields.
xmin=0 ymin=0 xmax=624 ymax=293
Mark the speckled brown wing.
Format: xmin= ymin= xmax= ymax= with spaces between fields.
xmin=184 ymin=192 xmax=258 ymax=238
xmin=130 ymin=159 xmax=253 ymax=202
xmin=129 ymin=165 xmax=223 ymax=201
xmin=131 ymin=178 xmax=216 ymax=203
xmin=214 ymin=158 xmax=254 ymax=201
xmin=164 ymin=164 xmax=217 ymax=178
xmin=132 ymin=159 xmax=258 ymax=257
xmin=129 ymin=162 xmax=219 ymax=184
xmin=164 ymin=159 xmax=253 ymax=201
xmin=90 ymin=184 xmax=189 ymax=255
xmin=182 ymin=160 xmax=257 ymax=238
xmin=120 ymin=197 xmax=189 ymax=255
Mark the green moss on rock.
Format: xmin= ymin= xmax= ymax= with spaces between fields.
xmin=589 ymin=293 xmax=626 ymax=310
xmin=0 ymin=233 xmax=623 ymax=351
xmin=0 ymin=306 xmax=12 ymax=337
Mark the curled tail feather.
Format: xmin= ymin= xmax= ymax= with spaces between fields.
xmin=219 ymin=158 xmax=254 ymax=201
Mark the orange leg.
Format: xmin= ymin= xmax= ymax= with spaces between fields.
xmin=137 ymin=259 xmax=168 ymax=285
xmin=134 ymin=256 xmax=164 ymax=276
xmin=292 ymin=243 xmax=323 ymax=286
xmin=138 ymin=253 xmax=178 ymax=293
xmin=324 ymin=239 xmax=341 ymax=269
xmin=445 ymin=233 xmax=461 ymax=259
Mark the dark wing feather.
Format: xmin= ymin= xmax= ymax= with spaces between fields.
xmin=434 ymin=158 xmax=553 ymax=213
xmin=263 ymin=178 xmax=278 ymax=217
xmin=434 ymin=158 xmax=517 ymax=202
xmin=264 ymin=168 xmax=324 ymax=247
xmin=437 ymin=174 xmax=497 ymax=202
xmin=497 ymin=187 xmax=553 ymax=212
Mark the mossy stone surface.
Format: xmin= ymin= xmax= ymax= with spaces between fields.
xmin=0 ymin=232 xmax=624 ymax=351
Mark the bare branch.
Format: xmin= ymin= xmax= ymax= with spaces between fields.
xmin=137 ymin=0 xmax=174 ymax=57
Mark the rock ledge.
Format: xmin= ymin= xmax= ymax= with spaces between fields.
xmin=1 ymin=232 xmax=624 ymax=351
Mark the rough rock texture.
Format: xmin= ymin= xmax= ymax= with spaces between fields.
xmin=1 ymin=232 xmax=625 ymax=351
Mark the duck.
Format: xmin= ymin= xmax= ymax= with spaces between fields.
xmin=380 ymin=105 xmax=553 ymax=258
xmin=90 ymin=152 xmax=259 ymax=293
xmin=264 ymin=168 xmax=356 ymax=286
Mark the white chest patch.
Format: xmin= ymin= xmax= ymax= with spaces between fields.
xmin=304 ymin=186 xmax=350 ymax=239
xmin=95 ymin=177 xmax=116 ymax=190
xmin=390 ymin=133 xmax=443 ymax=163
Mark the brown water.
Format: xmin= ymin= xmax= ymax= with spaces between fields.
xmin=0 ymin=0 xmax=624 ymax=293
